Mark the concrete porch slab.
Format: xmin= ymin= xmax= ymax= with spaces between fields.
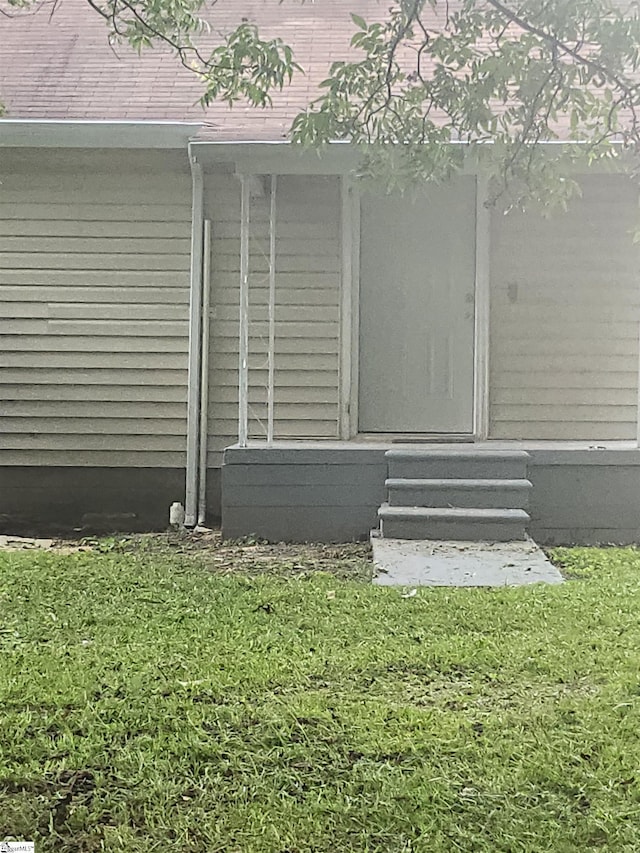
xmin=372 ymin=537 xmax=564 ymax=587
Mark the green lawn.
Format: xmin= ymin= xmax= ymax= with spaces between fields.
xmin=2 ymin=543 xmax=640 ymax=852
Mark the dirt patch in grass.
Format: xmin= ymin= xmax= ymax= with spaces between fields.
xmin=51 ymin=529 xmax=375 ymax=581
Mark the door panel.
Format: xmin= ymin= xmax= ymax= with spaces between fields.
xmin=358 ymin=179 xmax=476 ymax=433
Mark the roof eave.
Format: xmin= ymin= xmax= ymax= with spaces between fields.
xmin=0 ymin=119 xmax=204 ymax=148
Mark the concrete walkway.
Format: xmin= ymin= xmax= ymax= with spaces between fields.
xmin=372 ymin=537 xmax=564 ymax=587
xmin=0 ymin=535 xmax=55 ymax=550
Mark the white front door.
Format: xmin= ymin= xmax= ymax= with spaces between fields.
xmin=358 ymin=178 xmax=477 ymax=433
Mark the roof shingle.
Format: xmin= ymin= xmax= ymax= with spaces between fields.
xmin=0 ymin=0 xmax=380 ymax=139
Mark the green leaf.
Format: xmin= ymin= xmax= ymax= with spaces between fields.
xmin=351 ymin=13 xmax=368 ymax=30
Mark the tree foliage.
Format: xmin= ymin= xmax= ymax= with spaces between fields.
xmin=291 ymin=0 xmax=640 ymax=207
xmin=3 ymin=0 xmax=640 ymax=207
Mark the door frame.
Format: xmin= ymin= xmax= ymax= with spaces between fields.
xmin=338 ymin=173 xmax=490 ymax=441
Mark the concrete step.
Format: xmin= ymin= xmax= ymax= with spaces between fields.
xmin=386 ymin=478 xmax=532 ymax=509
xmin=386 ymin=449 xmax=529 ymax=480
xmin=378 ymin=504 xmax=530 ymax=541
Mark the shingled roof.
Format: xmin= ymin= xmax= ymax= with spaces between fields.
xmin=0 ymin=0 xmax=381 ymax=140
xmin=2 ymin=0 xmax=621 ymax=144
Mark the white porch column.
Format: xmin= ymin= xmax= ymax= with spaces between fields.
xmin=267 ymin=174 xmax=277 ymax=444
xmin=474 ymin=174 xmax=491 ymax=440
xmin=238 ymin=175 xmax=251 ymax=447
xmin=339 ymin=176 xmax=359 ymax=439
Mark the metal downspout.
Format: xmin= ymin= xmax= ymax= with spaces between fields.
xmin=185 ymin=146 xmax=205 ymax=527
xmin=197 ymin=220 xmax=212 ymax=526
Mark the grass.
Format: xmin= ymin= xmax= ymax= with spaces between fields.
xmin=1 ymin=543 xmax=640 ymax=851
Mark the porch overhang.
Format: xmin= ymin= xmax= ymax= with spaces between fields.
xmin=189 ymin=140 xmax=361 ymax=174
xmin=188 ymin=138 xmax=627 ymax=175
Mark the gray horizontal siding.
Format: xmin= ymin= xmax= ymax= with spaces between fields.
xmin=490 ymin=175 xmax=640 ymax=441
xmin=0 ymin=150 xmax=191 ymax=467
xmin=206 ymin=173 xmax=342 ymax=464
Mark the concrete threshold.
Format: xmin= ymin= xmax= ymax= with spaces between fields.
xmin=372 ymin=536 xmax=564 ymax=587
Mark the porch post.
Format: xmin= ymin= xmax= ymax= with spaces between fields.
xmin=474 ymin=174 xmax=491 ymax=440
xmin=238 ymin=175 xmax=251 ymax=447
xmin=267 ymin=175 xmax=277 ymax=444
xmin=339 ymin=176 xmax=357 ymax=439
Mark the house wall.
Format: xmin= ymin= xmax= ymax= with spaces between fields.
xmin=0 ymin=148 xmax=192 ymax=468
xmin=204 ymin=172 xmax=342 ymax=465
xmin=4 ymin=153 xmax=640 ymax=537
xmin=0 ymin=465 xmax=221 ymax=534
xmin=208 ymin=169 xmax=640 ymax=450
xmin=489 ymin=174 xmax=640 ymax=441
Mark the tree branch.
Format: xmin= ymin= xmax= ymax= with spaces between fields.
xmin=484 ymin=0 xmax=640 ymax=101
